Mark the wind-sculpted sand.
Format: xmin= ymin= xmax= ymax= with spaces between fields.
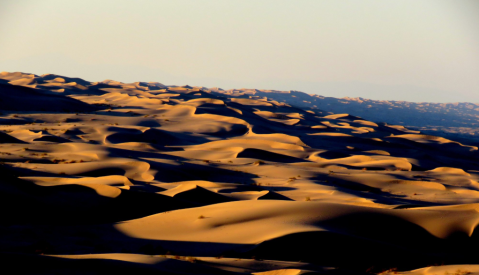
xmin=224 ymin=87 xmax=479 ymax=139
xmin=2 ymin=71 xmax=479 ymax=274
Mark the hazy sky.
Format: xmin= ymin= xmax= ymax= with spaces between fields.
xmin=1 ymin=0 xmax=478 ymax=102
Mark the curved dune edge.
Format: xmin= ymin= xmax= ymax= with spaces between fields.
xmin=41 ymin=254 xmax=329 ymax=275
xmin=395 ymin=265 xmax=479 ymax=275
xmin=114 ymin=200 xmax=479 ymax=243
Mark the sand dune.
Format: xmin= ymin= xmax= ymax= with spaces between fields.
xmin=2 ymin=71 xmax=479 ymax=274
xmin=218 ymin=87 xmax=479 ymax=137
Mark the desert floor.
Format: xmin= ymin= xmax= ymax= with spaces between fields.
xmin=1 ymin=71 xmax=479 ymax=274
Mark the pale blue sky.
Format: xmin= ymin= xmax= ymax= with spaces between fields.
xmin=1 ymin=0 xmax=478 ymax=102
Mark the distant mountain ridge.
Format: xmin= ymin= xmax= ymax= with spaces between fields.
xmin=212 ymin=88 xmax=479 ymax=137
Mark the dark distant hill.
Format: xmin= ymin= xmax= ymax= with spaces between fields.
xmin=212 ymin=88 xmax=479 ymax=138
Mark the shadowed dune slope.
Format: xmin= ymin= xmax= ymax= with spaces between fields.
xmin=0 ymin=83 xmax=96 ymax=112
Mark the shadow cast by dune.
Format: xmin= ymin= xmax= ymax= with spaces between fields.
xmin=0 ymin=131 xmax=27 ymax=143
xmin=105 ymin=127 xmax=211 ymax=146
xmin=239 ymin=218 xmax=478 ymax=272
xmin=237 ymin=148 xmax=306 ymax=163
xmin=146 ymin=159 xmax=258 ymax=185
xmin=311 ymin=174 xmax=441 ymax=207
xmin=0 ymin=83 xmax=98 ymax=113
xmin=0 ymin=166 xmax=196 ymax=225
